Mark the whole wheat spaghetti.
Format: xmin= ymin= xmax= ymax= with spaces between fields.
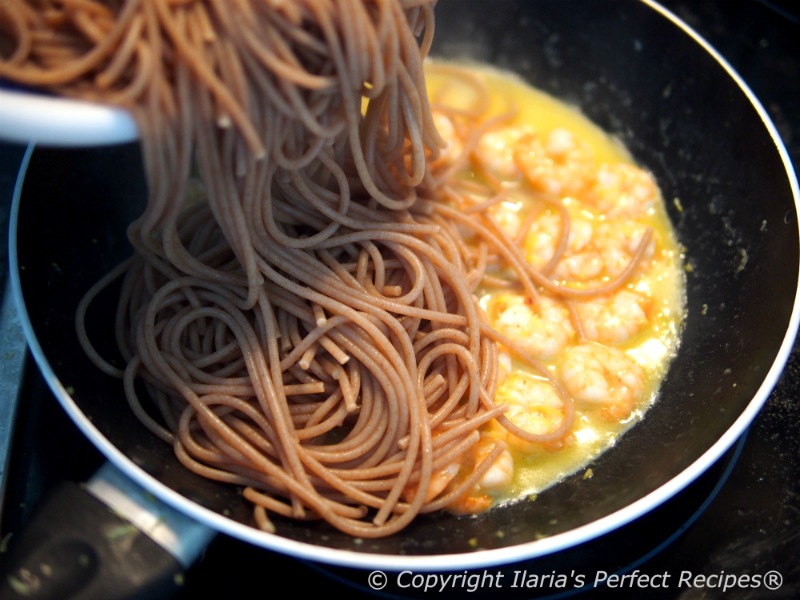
xmin=0 ymin=0 xmax=654 ymax=536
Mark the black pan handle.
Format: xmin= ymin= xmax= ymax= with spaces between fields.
xmin=0 ymin=464 xmax=216 ymax=600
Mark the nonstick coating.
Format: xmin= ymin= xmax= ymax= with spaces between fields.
xmin=13 ymin=0 xmax=800 ymax=566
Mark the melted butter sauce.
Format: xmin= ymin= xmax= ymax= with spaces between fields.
xmin=425 ymin=63 xmax=686 ymax=508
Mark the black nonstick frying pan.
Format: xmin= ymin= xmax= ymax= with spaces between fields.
xmin=6 ymin=0 xmax=800 ymax=579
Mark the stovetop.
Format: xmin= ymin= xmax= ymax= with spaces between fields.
xmin=1 ymin=1 xmax=799 ymax=599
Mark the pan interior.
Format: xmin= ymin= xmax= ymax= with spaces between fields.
xmin=14 ymin=0 xmax=799 ymax=557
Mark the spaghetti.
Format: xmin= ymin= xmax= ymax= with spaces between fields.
xmin=1 ymin=0 xmax=659 ymax=536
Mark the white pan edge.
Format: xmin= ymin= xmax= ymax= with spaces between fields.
xmin=0 ymin=89 xmax=137 ymax=146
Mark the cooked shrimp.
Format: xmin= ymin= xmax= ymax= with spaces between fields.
xmin=487 ymin=201 xmax=523 ymax=239
xmin=585 ymin=163 xmax=658 ymax=218
xmin=489 ymin=294 xmax=575 ymax=359
xmin=525 ymin=211 xmax=594 ymax=273
xmin=431 ymin=111 xmax=463 ymax=165
xmin=576 ymin=290 xmax=652 ymax=345
xmin=527 ymin=215 xmax=656 ymax=283
xmin=449 ymin=494 xmax=493 ymax=515
xmin=477 ymin=125 xmax=536 ymax=180
xmin=515 ymin=128 xmax=595 ymax=197
xmin=592 ymin=219 xmax=657 ymax=278
xmin=498 ymin=349 xmax=513 ymax=385
xmin=559 ymin=343 xmax=645 ymax=420
xmin=485 ymin=372 xmax=569 ymax=454
xmin=474 ymin=440 xmax=514 ymax=491
xmin=402 ymin=461 xmax=460 ymax=504
xmin=448 ymin=436 xmax=514 ymax=514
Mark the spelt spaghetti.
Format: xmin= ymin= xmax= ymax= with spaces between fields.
xmin=0 ymin=0 xmax=653 ymax=536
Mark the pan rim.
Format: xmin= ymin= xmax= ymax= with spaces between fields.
xmin=9 ymin=0 xmax=800 ymax=572
xmin=0 ymin=88 xmax=138 ymax=147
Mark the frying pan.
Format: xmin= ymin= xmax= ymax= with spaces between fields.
xmin=6 ymin=0 xmax=800 ymax=576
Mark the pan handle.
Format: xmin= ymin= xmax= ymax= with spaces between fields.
xmin=0 ymin=463 xmax=215 ymax=600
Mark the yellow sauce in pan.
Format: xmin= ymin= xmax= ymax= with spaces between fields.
xmin=425 ymin=63 xmax=685 ymax=510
